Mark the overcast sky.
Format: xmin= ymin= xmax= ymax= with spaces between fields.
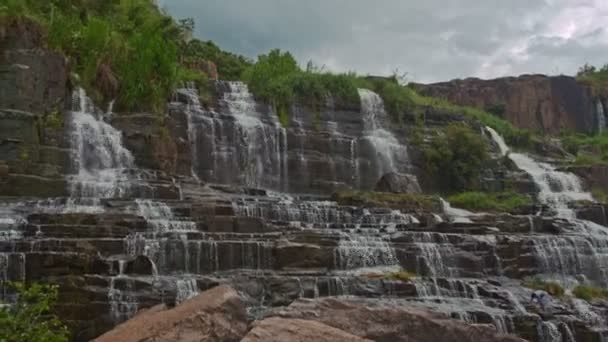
xmin=159 ymin=0 xmax=608 ymax=83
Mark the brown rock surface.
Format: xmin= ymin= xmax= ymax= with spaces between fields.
xmin=273 ymin=298 xmax=526 ymax=342
xmin=412 ymin=75 xmax=604 ymax=134
xmin=241 ymin=317 xmax=370 ymax=342
xmin=94 ymin=285 xmax=247 ymax=342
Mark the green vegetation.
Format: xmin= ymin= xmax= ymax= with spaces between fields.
xmin=576 ymin=63 xmax=608 ymax=90
xmin=562 ymin=132 xmax=608 ymax=165
xmin=0 ymin=283 xmax=69 ymax=342
xmin=573 ymin=285 xmax=608 ymax=301
xmin=422 ymin=123 xmax=489 ymax=192
xmin=242 ymin=49 xmax=528 ymax=140
xmin=332 ymin=191 xmax=438 ymax=212
xmin=0 ymin=0 xmax=247 ymax=113
xmin=447 ymin=191 xmax=532 ymax=212
xmin=593 ymin=189 xmax=608 ymax=204
xmin=181 ymin=39 xmax=251 ymax=81
xmin=43 ymin=108 xmax=63 ymax=129
xmin=522 ymin=277 xmax=565 ymax=298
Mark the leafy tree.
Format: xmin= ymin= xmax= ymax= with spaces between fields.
xmin=0 ymin=283 xmax=69 ymax=342
xmin=424 ymin=123 xmax=489 ymax=191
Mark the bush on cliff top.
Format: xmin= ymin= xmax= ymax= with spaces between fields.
xmin=0 ymin=0 xmax=248 ymax=113
xmin=0 ymin=282 xmax=69 ymax=342
xmin=242 ymin=49 xmax=528 ymax=145
xmin=447 ymin=191 xmax=532 ymax=213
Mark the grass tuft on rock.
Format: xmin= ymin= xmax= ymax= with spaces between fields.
xmin=522 ymin=277 xmax=565 ymax=298
xmin=447 ymin=191 xmax=533 ymax=213
xmin=573 ymin=285 xmax=608 ymax=301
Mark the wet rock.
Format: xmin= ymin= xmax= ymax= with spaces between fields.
xmin=242 ymin=317 xmax=370 ymax=342
xmin=375 ymin=172 xmax=422 ymax=193
xmin=125 ymin=255 xmax=154 ymax=275
xmin=94 ymin=285 xmax=247 ymax=342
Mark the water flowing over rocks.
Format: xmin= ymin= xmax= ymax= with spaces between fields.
xmin=2 ymin=37 xmax=608 ymax=340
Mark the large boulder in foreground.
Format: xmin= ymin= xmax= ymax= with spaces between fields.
xmin=242 ymin=317 xmax=370 ymax=342
xmin=272 ymin=298 xmax=525 ymax=342
xmin=94 ymin=285 xmax=247 ymax=342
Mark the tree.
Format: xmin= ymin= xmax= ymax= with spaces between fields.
xmin=0 ymin=283 xmax=69 ymax=342
xmin=424 ymin=123 xmax=489 ymax=192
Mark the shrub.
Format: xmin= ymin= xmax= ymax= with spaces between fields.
xmin=423 ymin=123 xmax=489 ymax=192
xmin=447 ymin=191 xmax=532 ymax=212
xmin=0 ymin=283 xmax=69 ymax=341
xmin=522 ymin=277 xmax=565 ymax=298
xmin=573 ymin=285 xmax=608 ymax=301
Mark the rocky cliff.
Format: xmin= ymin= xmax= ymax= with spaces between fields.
xmin=412 ymin=75 xmax=608 ymax=134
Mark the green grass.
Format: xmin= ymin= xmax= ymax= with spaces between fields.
xmin=522 ymin=277 xmax=565 ymax=298
xmin=562 ymin=132 xmax=608 ymax=166
xmin=1 ymin=0 xmax=246 ymax=114
xmin=332 ymin=191 xmax=439 ymax=212
xmin=573 ymin=285 xmax=608 ymax=301
xmin=593 ymin=189 xmax=608 ymax=205
xmin=447 ymin=191 xmax=533 ymax=212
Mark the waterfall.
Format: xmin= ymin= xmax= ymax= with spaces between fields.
xmin=67 ymin=88 xmax=134 ymax=207
xmin=334 ymin=232 xmax=398 ymax=270
xmin=180 ymin=82 xmax=288 ymax=190
xmin=486 ymin=127 xmax=593 ymax=219
xmin=135 ymin=199 xmax=197 ymax=233
xmin=597 ymin=99 xmax=606 ymax=134
xmin=175 ymin=278 xmax=199 ymax=304
xmin=358 ymin=89 xmax=416 ymax=183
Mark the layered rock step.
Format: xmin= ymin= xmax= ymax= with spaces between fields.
xmin=2 ymin=190 xmax=608 ymax=341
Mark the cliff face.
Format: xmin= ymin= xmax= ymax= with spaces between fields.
xmin=413 ymin=75 xmax=608 ymax=134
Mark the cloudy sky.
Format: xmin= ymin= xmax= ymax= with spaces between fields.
xmin=160 ymin=0 xmax=608 ymax=83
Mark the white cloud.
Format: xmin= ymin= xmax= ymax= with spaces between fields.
xmin=162 ymin=0 xmax=608 ymax=82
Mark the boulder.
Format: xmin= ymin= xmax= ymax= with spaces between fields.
xmin=242 ymin=317 xmax=370 ymax=342
xmin=94 ymin=285 xmax=247 ymax=342
xmin=274 ymin=298 xmax=526 ymax=342
xmin=375 ymin=172 xmax=422 ymax=193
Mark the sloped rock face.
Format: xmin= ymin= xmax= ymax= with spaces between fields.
xmin=412 ymin=75 xmax=605 ymax=134
xmin=242 ymin=317 xmax=370 ymax=342
xmin=94 ymin=285 xmax=247 ymax=342
xmin=271 ymin=298 xmax=525 ymax=342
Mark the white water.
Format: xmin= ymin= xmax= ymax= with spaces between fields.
xmin=334 ymin=232 xmax=398 ymax=269
xmin=440 ymin=198 xmax=478 ymax=224
xmin=135 ymin=199 xmax=197 ymax=233
xmin=486 ymin=127 xmax=593 ymax=219
xmin=175 ymin=278 xmax=199 ymax=304
xmin=598 ymin=99 xmax=606 ymax=134
xmin=68 ymin=88 xmax=134 ymax=205
xmin=358 ymin=88 xmax=418 ymax=187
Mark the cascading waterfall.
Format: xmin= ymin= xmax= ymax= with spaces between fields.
xmin=180 ymin=82 xmax=288 ymax=190
xmin=67 ymin=88 xmax=135 ymax=208
xmin=135 ymin=199 xmax=197 ymax=233
xmin=175 ymin=278 xmax=199 ymax=304
xmin=334 ymin=231 xmax=398 ymax=269
xmin=486 ymin=127 xmax=593 ymax=219
xmin=358 ymin=89 xmax=417 ymax=187
xmin=597 ymin=99 xmax=606 ymax=134
xmin=487 ymin=126 xmax=608 ymax=286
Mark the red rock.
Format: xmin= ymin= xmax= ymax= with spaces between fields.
xmin=241 ymin=317 xmax=370 ymax=342
xmin=94 ymin=285 xmax=247 ymax=342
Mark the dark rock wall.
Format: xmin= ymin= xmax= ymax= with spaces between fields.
xmin=412 ymin=75 xmax=606 ymax=134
